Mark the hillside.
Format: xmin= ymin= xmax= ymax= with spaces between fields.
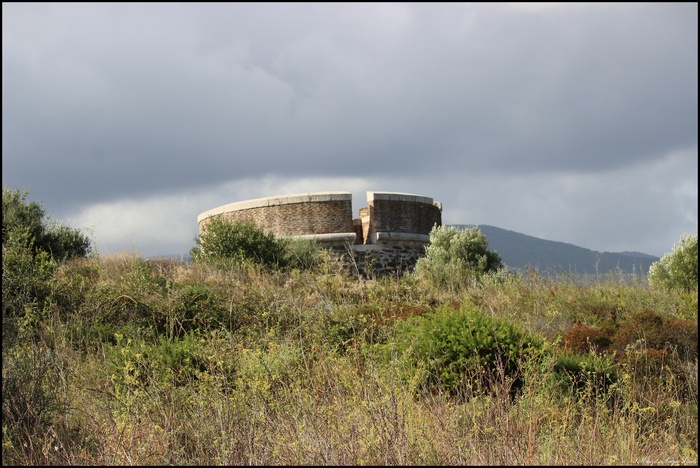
xmin=450 ymin=224 xmax=659 ymax=276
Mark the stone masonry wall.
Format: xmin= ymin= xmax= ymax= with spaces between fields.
xmin=367 ymin=192 xmax=442 ymax=242
xmin=196 ymin=191 xmax=442 ymax=277
xmin=198 ymin=192 xmax=354 ymax=237
xmin=327 ymin=243 xmax=430 ymax=278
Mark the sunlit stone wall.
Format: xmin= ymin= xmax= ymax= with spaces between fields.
xmin=196 ymin=190 xmax=442 ymax=277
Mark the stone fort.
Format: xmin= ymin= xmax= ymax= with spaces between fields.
xmin=197 ymin=191 xmax=442 ymax=277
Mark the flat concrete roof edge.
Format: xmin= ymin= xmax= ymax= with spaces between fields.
xmin=367 ymin=191 xmax=434 ymax=205
xmin=372 ymin=231 xmax=432 ymax=244
xmin=289 ymin=232 xmax=357 ymax=243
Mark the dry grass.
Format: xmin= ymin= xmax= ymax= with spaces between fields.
xmin=3 ymin=255 xmax=697 ymax=465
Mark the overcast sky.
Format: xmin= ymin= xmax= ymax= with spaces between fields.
xmin=3 ymin=3 xmax=697 ymax=259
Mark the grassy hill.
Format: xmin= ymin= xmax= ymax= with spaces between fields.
xmin=3 ymin=253 xmax=697 ymax=465
xmin=450 ymin=224 xmax=659 ymax=276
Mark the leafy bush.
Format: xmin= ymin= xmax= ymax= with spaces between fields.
xmin=389 ymin=302 xmax=543 ymax=396
xmin=2 ymin=188 xmax=44 ymax=249
xmin=191 ymin=218 xmax=324 ymax=272
xmin=552 ymin=351 xmax=618 ymax=399
xmin=2 ymin=230 xmax=57 ymax=322
xmin=414 ymin=225 xmax=503 ymax=290
xmin=648 ymin=233 xmax=698 ymax=292
xmin=2 ymin=188 xmax=91 ymax=261
xmin=278 ymin=236 xmax=328 ymax=272
xmin=3 ymin=188 xmax=92 ymax=344
xmin=191 ymin=218 xmax=283 ymax=267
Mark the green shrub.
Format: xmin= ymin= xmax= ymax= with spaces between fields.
xmin=552 ymin=350 xmax=618 ymax=399
xmin=278 ymin=236 xmax=327 ymax=272
xmin=648 ymin=233 xmax=698 ymax=292
xmin=167 ymin=284 xmax=228 ymax=337
xmin=191 ymin=218 xmax=323 ymax=272
xmin=2 ymin=188 xmax=91 ymax=347
xmin=2 ymin=188 xmax=44 ymax=249
xmin=414 ymin=225 xmax=503 ymax=291
xmin=2 ymin=187 xmax=91 ymax=261
xmin=389 ymin=302 xmax=543 ymax=396
xmin=2 ymin=229 xmax=57 ymax=346
xmin=191 ymin=218 xmax=284 ymax=268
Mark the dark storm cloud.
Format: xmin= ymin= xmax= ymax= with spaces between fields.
xmin=2 ymin=3 xmax=697 ymax=258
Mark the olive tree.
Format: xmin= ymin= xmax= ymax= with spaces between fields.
xmin=414 ymin=225 xmax=503 ymax=290
xmin=648 ymin=233 xmax=698 ymax=292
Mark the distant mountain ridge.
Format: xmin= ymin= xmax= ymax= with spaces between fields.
xmin=450 ymin=224 xmax=659 ymax=276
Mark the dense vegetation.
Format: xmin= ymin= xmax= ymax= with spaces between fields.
xmin=3 ymin=188 xmax=698 ymax=465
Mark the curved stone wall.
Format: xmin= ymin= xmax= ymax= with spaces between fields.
xmin=362 ymin=191 xmax=442 ymax=245
xmin=197 ymin=192 xmax=355 ymax=238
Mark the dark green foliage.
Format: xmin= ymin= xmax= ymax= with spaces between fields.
xmin=552 ymin=351 xmax=618 ymax=399
xmin=2 ymin=187 xmax=92 ymax=346
xmin=168 ymin=284 xmax=228 ymax=337
xmin=191 ymin=218 xmax=324 ymax=272
xmin=2 ymin=229 xmax=57 ymax=351
xmin=153 ymin=333 xmax=212 ymax=385
xmin=390 ymin=302 xmax=543 ymax=395
xmin=2 ymin=188 xmax=44 ymax=249
xmin=41 ymin=220 xmax=92 ymax=261
xmin=2 ymin=188 xmax=92 ymax=261
xmin=191 ymin=218 xmax=284 ymax=268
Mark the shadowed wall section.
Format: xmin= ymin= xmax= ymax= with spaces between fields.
xmin=197 ymin=191 xmax=442 ymax=277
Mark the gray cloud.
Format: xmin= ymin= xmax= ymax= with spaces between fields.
xmin=3 ymin=3 xmax=697 ymax=258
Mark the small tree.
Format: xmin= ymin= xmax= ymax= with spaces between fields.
xmin=389 ymin=302 xmax=543 ymax=396
xmin=2 ymin=188 xmax=91 ymax=261
xmin=191 ymin=218 xmax=285 ymax=269
xmin=2 ymin=187 xmax=91 ymax=353
xmin=648 ymin=233 xmax=698 ymax=292
xmin=191 ymin=218 xmax=325 ymax=271
xmin=414 ymin=225 xmax=503 ymax=290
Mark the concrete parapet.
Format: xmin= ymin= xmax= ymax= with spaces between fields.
xmin=197 ymin=192 xmax=352 ymax=224
xmin=367 ymin=191 xmax=435 ymax=205
xmin=290 ymin=232 xmax=357 ymax=245
xmin=372 ymin=231 xmax=431 ymax=244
